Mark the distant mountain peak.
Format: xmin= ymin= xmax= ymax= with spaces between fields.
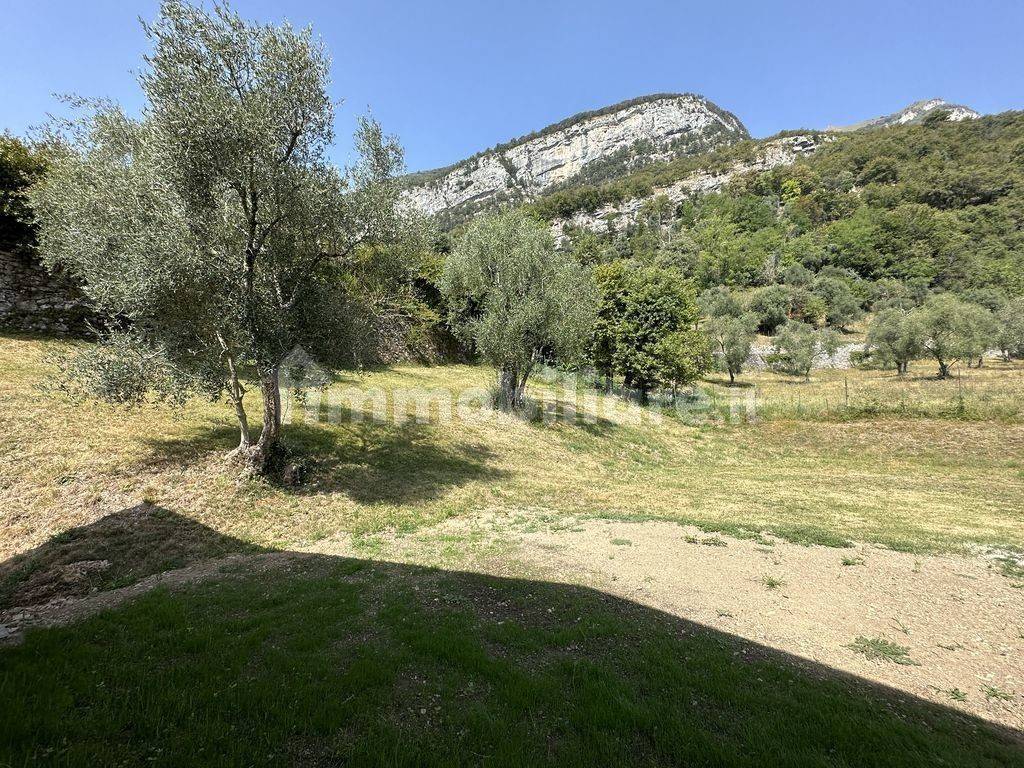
xmin=828 ymin=99 xmax=980 ymax=132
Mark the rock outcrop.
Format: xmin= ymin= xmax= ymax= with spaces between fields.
xmin=403 ymin=94 xmax=749 ymax=218
xmin=550 ymin=134 xmax=827 ymax=238
xmin=828 ymin=98 xmax=979 ymax=132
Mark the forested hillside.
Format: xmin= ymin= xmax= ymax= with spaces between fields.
xmin=548 ymin=111 xmax=1024 ymax=296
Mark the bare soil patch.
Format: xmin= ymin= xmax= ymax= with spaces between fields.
xmin=389 ymin=512 xmax=1024 ymax=731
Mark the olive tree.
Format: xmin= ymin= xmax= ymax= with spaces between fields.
xmin=440 ymin=210 xmax=597 ymax=411
xmin=767 ymin=321 xmax=840 ymax=381
xmin=698 ymin=286 xmax=744 ymax=319
xmin=706 ymin=313 xmax=758 ymax=384
xmin=997 ymin=297 xmax=1024 ymax=360
xmin=865 ymin=308 xmax=924 ymax=375
xmin=960 ymin=302 xmax=998 ymax=368
xmin=914 ymin=295 xmax=995 ymax=378
xmin=29 ymin=1 xmax=407 ymax=474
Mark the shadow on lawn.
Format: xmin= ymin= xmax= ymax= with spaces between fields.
xmin=139 ymin=418 xmax=508 ymax=506
xmin=702 ymin=377 xmax=756 ymax=389
xmin=281 ymin=421 xmax=508 ymax=504
xmin=1 ymin=509 xmax=1021 ymax=766
xmin=0 ymin=504 xmax=264 ymax=609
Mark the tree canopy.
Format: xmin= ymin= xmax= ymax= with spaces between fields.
xmin=0 ymin=134 xmax=47 ymax=252
xmin=440 ymin=210 xmax=596 ymax=410
xmin=29 ymin=0 xmax=409 ymax=473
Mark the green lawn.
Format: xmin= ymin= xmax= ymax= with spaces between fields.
xmin=3 ymin=550 xmax=1021 ymax=767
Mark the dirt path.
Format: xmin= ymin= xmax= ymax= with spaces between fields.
xmin=3 ymin=512 xmax=1022 ymax=731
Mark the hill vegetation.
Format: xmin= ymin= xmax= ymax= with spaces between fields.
xmin=523 ymin=112 xmax=1023 ymax=397
xmin=546 ymin=111 xmax=1024 ymax=294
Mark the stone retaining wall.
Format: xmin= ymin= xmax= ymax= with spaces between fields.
xmin=0 ymin=250 xmax=92 ymax=335
xmin=746 ymin=342 xmax=864 ymax=370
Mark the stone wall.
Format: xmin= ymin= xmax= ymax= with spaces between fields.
xmin=0 ymin=250 xmax=93 ymax=335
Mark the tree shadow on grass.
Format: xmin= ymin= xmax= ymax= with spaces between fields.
xmin=570 ymin=417 xmax=626 ymax=438
xmin=0 ymin=504 xmax=263 ymax=610
xmin=0 ymin=509 xmax=1020 ymax=766
xmin=702 ymin=376 xmax=756 ymax=389
xmin=282 ymin=421 xmax=508 ymax=505
xmin=137 ymin=423 xmax=241 ymax=467
xmin=137 ymin=416 xmax=508 ymax=506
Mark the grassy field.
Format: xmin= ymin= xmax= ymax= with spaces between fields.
xmin=703 ymin=357 xmax=1024 ymax=421
xmin=3 ymin=334 xmax=1023 ymax=572
xmin=3 ymin=333 xmax=1024 ymax=765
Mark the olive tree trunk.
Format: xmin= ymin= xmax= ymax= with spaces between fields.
xmin=229 ymin=366 xmax=283 ymax=474
xmin=497 ymin=363 xmax=534 ymax=412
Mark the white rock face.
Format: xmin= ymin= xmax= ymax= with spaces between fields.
xmin=828 ymin=99 xmax=980 ymax=132
xmin=550 ymin=134 xmax=827 ymax=239
xmin=892 ymin=99 xmax=977 ymax=125
xmin=404 ymin=95 xmax=747 ymax=217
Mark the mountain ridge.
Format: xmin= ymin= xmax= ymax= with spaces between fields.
xmin=827 ymin=98 xmax=980 ymax=132
xmin=402 ymin=93 xmax=750 ymax=221
xmin=403 ymin=95 xmax=983 ymax=225
xmin=402 ymin=93 xmax=748 ymax=186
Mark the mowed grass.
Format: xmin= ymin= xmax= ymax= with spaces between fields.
xmin=3 ymin=555 xmax=1022 ymax=767
xmin=703 ymin=357 xmax=1024 ymax=421
xmin=2 ymin=333 xmax=1024 ymax=580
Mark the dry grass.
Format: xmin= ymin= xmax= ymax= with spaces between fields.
xmin=703 ymin=357 xmax=1024 ymax=421
xmin=3 ymin=334 xmax=1024 ymax=568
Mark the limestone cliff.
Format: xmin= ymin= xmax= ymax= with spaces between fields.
xmin=403 ymin=94 xmax=749 ymax=219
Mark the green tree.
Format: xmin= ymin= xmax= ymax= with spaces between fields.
xmin=780 ymin=262 xmax=813 ymax=286
xmin=748 ymin=284 xmax=793 ymax=334
xmin=767 ymin=321 xmax=840 ymax=381
xmin=870 ymin=278 xmax=927 ymax=311
xmin=865 ymin=308 xmax=924 ymax=374
xmin=960 ymin=301 xmax=998 ymax=368
xmin=788 ymin=285 xmax=828 ymax=327
xmin=567 ymin=227 xmax=607 ymax=267
xmin=655 ymin=329 xmax=713 ymax=396
xmin=591 ymin=261 xmax=630 ymax=388
xmin=914 ymin=295 xmax=995 ymax=378
xmin=441 ymin=210 xmax=596 ymax=411
xmin=0 ymin=134 xmax=47 ymax=252
xmin=959 ymin=287 xmax=1007 ymax=314
xmin=996 ymin=297 xmax=1024 ymax=360
xmin=811 ymin=275 xmax=863 ymax=330
xmin=706 ymin=313 xmax=758 ymax=384
xmin=698 ymin=285 xmax=744 ymax=318
xmin=613 ymin=266 xmax=700 ymax=403
xmin=29 ymin=1 xmax=407 ymax=474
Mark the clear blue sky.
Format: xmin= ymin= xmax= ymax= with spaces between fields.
xmin=2 ymin=1 xmax=1022 ymax=172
